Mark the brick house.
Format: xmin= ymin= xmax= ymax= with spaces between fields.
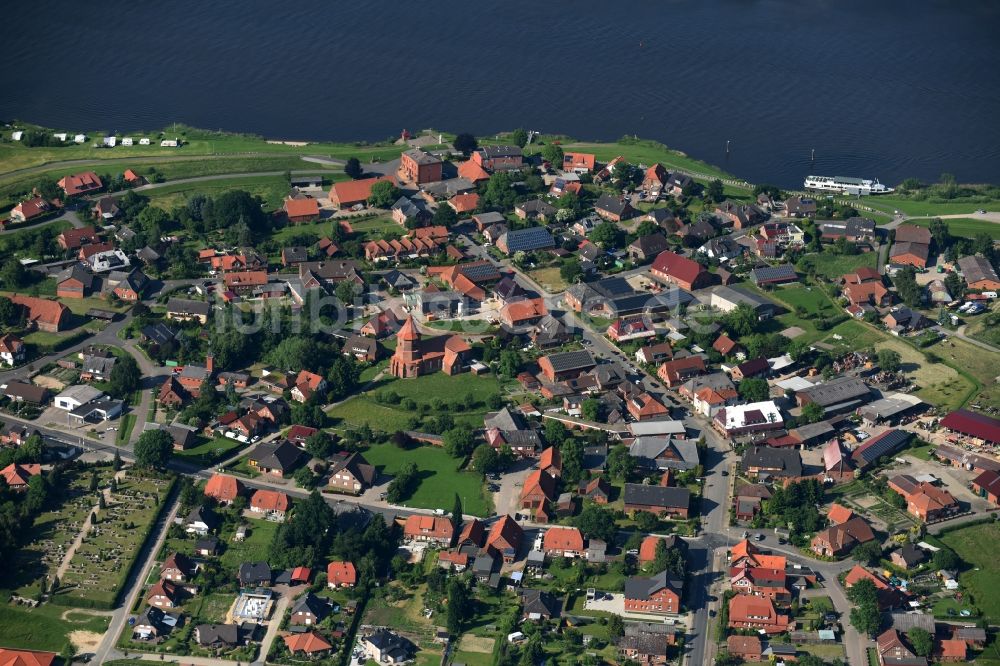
xmin=727 ymin=594 xmax=790 ymax=634
xmin=403 ymin=515 xmax=455 ymax=546
xmin=327 ymin=561 xmax=357 ymax=588
xmin=542 ymin=527 xmax=586 ymax=558
xmin=399 ymin=149 xmax=443 ymax=184
xmin=328 ymin=452 xmax=377 ymax=495
xmin=624 ymin=571 xmax=682 ymax=615
xmin=623 ymin=484 xmax=690 ymax=518
xmin=649 ymin=251 xmax=713 ymax=291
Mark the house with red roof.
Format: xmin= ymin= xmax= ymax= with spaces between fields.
xmin=448 ymin=192 xmax=480 ymax=214
xmin=727 ymin=594 xmax=790 ymax=633
xmin=329 ymin=175 xmax=395 ymax=209
xmin=458 ymin=159 xmax=491 ymax=184
xmin=539 ymin=446 xmax=562 ymax=478
xmin=0 ymin=648 xmax=57 ymax=666
xmin=486 ymin=514 xmax=524 ymax=563
xmin=0 ymin=463 xmax=41 ymax=491
xmin=657 ymin=356 xmax=706 ymax=387
xmin=730 ymin=565 xmax=788 ymax=601
xmin=327 ymin=561 xmax=357 ymax=588
xmin=284 ymin=632 xmax=333 ymax=656
xmin=250 ymin=489 xmax=291 ymax=519
xmin=0 ymin=333 xmax=26 ymax=367
xmin=403 ymin=515 xmax=455 ymax=546
xmin=520 ymin=470 xmax=557 ymax=508
xmin=147 ymin=579 xmax=181 ymax=608
xmin=626 ymin=392 xmax=670 ymax=421
xmin=542 ymin=527 xmax=585 ymax=558
xmin=203 ymin=473 xmax=245 ymax=505
xmin=58 ymin=171 xmax=103 ymax=197
xmin=161 ymin=552 xmax=196 ymax=582
xmin=9 ymin=196 xmax=53 ymax=224
xmin=58 ymin=226 xmax=98 ymax=250
xmin=562 ymin=152 xmax=596 ymax=173
xmin=649 ymin=251 xmax=713 ymax=291
xmin=283 ymin=196 xmax=320 ymax=223
xmin=291 ymin=370 xmax=327 ymax=403
xmin=972 ymin=469 xmax=1000 ymax=506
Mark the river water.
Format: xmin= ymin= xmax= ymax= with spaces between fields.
xmin=3 ymin=0 xmax=999 ymax=188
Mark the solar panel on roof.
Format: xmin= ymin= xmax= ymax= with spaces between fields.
xmin=855 ymin=429 xmax=911 ymax=464
xmin=504 ymin=227 xmax=555 ymax=252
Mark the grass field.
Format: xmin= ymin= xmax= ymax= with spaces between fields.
xmin=907 ymin=216 xmax=1000 ymax=240
xmin=926 ymin=336 xmax=1000 ymax=410
xmin=328 ymin=372 xmax=505 ymax=433
xmin=562 ymin=139 xmax=737 ymax=181
xmin=964 ymin=307 xmax=1000 ymax=348
xmin=798 ymin=250 xmax=878 ymax=280
xmin=218 ymin=519 xmax=280 ymax=572
xmin=362 ymin=442 xmax=489 ymax=516
xmin=144 ymin=174 xmax=296 ymax=211
xmin=0 ymin=602 xmax=109 ymax=652
xmin=872 ymin=336 xmax=974 ymax=411
xmin=175 ymin=436 xmax=248 ymax=466
xmin=527 ymin=266 xmax=568 ymax=293
xmin=771 ymin=285 xmax=837 ymax=316
xmin=939 ymin=522 xmax=1000 ymax=622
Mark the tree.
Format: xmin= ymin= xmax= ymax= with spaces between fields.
xmin=560 ymin=259 xmax=583 ymax=284
xmin=0 ymin=296 xmax=17 ymax=327
xmin=368 ymin=180 xmax=401 ymax=208
xmin=305 ymin=431 xmax=335 ymax=459
xmin=451 ymin=493 xmax=463 ymax=528
xmin=134 ymin=429 xmax=173 ymax=469
xmin=108 ymin=354 xmax=141 ymax=399
xmin=510 ymin=128 xmax=528 ymax=148
xmin=443 ymin=426 xmax=477 ymax=458
xmin=581 ymin=398 xmax=601 ymax=422
xmin=590 ymin=221 xmax=622 ymax=249
xmin=453 ymin=133 xmax=478 ymax=155
xmin=847 ymin=579 xmax=881 ymax=637
xmin=705 ymin=179 xmax=725 ymax=203
xmin=542 ymin=143 xmax=564 ymax=167
xmin=293 ymin=465 xmax=316 ymax=489
xmin=801 ymin=401 xmax=824 ymax=424
xmin=932 ymin=548 xmax=960 ymax=571
xmin=0 ymin=258 xmax=29 ymax=289
xmin=607 ymin=615 xmax=624 ymax=640
xmin=344 ymin=157 xmax=363 ymax=179
xmin=606 ymin=444 xmax=635 ymax=481
xmin=725 ymin=302 xmax=759 ymax=337
xmin=497 ymin=350 xmax=521 ymax=379
xmin=446 ymin=578 xmax=470 ymax=634
xmin=907 ymin=628 xmax=933 ymax=657
xmin=113 ymin=449 xmax=122 ymax=471
xmin=433 ymin=203 xmax=458 ymax=227
xmin=877 ymin=349 xmax=902 ymax=373
xmin=385 ymin=463 xmax=419 ymax=504
xmin=472 ymin=444 xmax=501 ymax=475
xmin=851 ymin=540 xmax=882 ymax=566
xmin=574 ymin=505 xmax=616 ymax=542
xmin=636 ymin=510 xmax=659 ymax=533
xmin=544 ymin=419 xmax=569 ymax=447
xmin=738 ymin=378 xmax=769 ymax=402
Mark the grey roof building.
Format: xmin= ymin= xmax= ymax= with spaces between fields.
xmin=740 ymin=446 xmax=803 ymax=479
xmin=624 ymin=570 xmax=683 ymax=601
xmin=623 ymin=484 xmax=691 ymax=510
xmin=796 ymin=376 xmax=872 ymax=412
xmin=498 ymin=226 xmax=556 ymax=254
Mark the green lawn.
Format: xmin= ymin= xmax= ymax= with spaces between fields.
xmin=116 ymin=414 xmax=136 ymax=445
xmin=144 ymin=174 xmax=296 ymax=211
xmin=361 ymin=442 xmax=489 ymax=516
xmin=218 ymin=519 xmax=280 ymax=572
xmin=858 ymin=194 xmax=1000 ymax=218
xmin=798 ymin=250 xmax=878 ymax=280
xmin=562 ymin=139 xmax=737 ymax=181
xmin=907 ymin=216 xmax=1000 ymax=240
xmin=175 ymin=436 xmax=248 ymax=466
xmin=771 ymin=285 xmax=837 ymax=316
xmin=939 ymin=522 xmax=1000 ymax=622
xmin=0 ymin=602 xmax=109 ymax=653
xmin=327 ymin=372 xmax=505 ymax=433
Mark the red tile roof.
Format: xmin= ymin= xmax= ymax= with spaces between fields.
xmin=251 ymin=489 xmax=290 ymax=513
xmin=284 ymin=196 xmax=320 ymax=218
xmin=448 ymin=193 xmax=480 ymax=213
xmin=284 ymin=632 xmax=333 ymax=654
xmin=0 ymin=648 xmax=57 ymax=666
xmin=58 ymin=171 xmax=103 ymax=196
xmin=828 ymin=503 xmax=855 ymax=525
xmin=650 ymin=250 xmax=706 ymax=286
xmin=327 ymin=561 xmax=356 ymax=586
xmin=204 ymin=473 xmax=245 ymax=502
xmin=329 ymin=175 xmax=395 ymax=206
xmin=542 ymin=527 xmax=584 ymax=553
xmin=403 ymin=515 xmax=455 ymax=540
xmin=1 ymin=463 xmax=41 ymax=488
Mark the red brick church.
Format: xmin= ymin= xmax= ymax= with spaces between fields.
xmin=390 ymin=316 xmax=471 ymax=378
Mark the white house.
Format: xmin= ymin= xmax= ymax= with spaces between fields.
xmin=139 ymin=137 xmax=151 ymax=145
xmin=54 ymin=385 xmax=105 ymax=411
xmin=87 ymin=249 xmax=130 ymax=273
xmin=11 ymin=131 xmax=23 ymax=141
xmin=52 ymin=133 xmax=67 ymax=142
xmin=0 ymin=334 xmax=26 ymax=366
xmin=160 ymin=139 xmax=179 ymax=147
xmin=74 ymin=134 xmax=86 ymax=143
xmin=121 ymin=137 xmax=133 ymax=146
xmin=102 ymin=136 xmax=117 ymax=147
